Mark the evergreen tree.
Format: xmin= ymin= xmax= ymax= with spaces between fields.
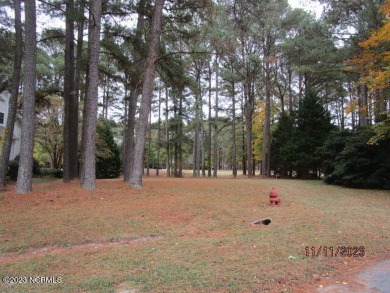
xmin=96 ymin=119 xmax=121 ymax=179
xmin=270 ymin=112 xmax=296 ymax=177
xmin=0 ymin=0 xmax=22 ymax=188
xmin=293 ymin=92 xmax=334 ymax=178
xmin=324 ymin=128 xmax=390 ymax=188
xmin=80 ymin=0 xmax=102 ymax=190
xmin=16 ymin=0 xmax=37 ymax=194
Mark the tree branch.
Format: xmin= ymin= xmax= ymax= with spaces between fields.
xmin=155 ymin=50 xmax=213 ymax=63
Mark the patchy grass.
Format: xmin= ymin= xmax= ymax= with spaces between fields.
xmin=32 ymin=177 xmax=61 ymax=184
xmin=0 ymin=176 xmax=389 ymax=292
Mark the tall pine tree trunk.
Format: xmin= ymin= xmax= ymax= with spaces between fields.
xmin=178 ymin=92 xmax=183 ymax=177
xmin=244 ymin=82 xmax=253 ymax=178
xmin=80 ymin=0 xmax=102 ymax=190
xmin=232 ymin=79 xmax=237 ymax=179
xmin=130 ymin=0 xmax=165 ymax=188
xmin=241 ymin=110 xmax=246 ymax=175
xmin=262 ymin=58 xmax=271 ymax=178
xmin=122 ymin=74 xmax=129 ymax=175
xmin=156 ymin=83 xmax=161 ymax=176
xmin=123 ymin=1 xmax=145 ymax=181
xmin=0 ymin=0 xmax=22 ymax=188
xmin=213 ymin=64 xmax=219 ymax=178
xmin=207 ymin=62 xmax=212 ymax=177
xmin=123 ymin=89 xmax=138 ymax=181
xmin=193 ymin=74 xmax=201 ymax=177
xmin=63 ymin=0 xmax=77 ymax=182
xmin=16 ymin=0 xmax=36 ymax=194
xmin=165 ymin=86 xmax=171 ymax=176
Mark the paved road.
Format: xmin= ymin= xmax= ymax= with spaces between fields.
xmin=317 ymin=260 xmax=390 ymax=293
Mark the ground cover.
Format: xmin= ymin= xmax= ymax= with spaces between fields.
xmin=0 ymin=174 xmax=389 ymax=292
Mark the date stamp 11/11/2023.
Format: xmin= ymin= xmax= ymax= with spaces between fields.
xmin=305 ymin=246 xmax=365 ymax=257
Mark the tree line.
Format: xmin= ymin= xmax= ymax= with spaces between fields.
xmin=0 ymin=0 xmax=389 ymax=193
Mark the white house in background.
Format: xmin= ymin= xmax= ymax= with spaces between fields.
xmin=0 ymin=91 xmax=22 ymax=160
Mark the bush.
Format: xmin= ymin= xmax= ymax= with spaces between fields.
xmin=323 ymin=128 xmax=390 ymax=189
xmin=7 ymin=155 xmax=42 ymax=181
xmin=41 ymin=167 xmax=63 ymax=178
xmin=96 ymin=119 xmax=121 ymax=179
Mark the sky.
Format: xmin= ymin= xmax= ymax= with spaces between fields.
xmin=288 ymin=0 xmax=324 ymax=18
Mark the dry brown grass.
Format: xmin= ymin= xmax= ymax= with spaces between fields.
xmin=0 ymin=175 xmax=389 ymax=292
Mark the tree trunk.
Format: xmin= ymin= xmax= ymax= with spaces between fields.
xmin=193 ymin=74 xmax=201 ymax=177
xmin=241 ymin=116 xmax=246 ymax=175
xmin=0 ymin=0 xmax=22 ymax=188
xmin=146 ymin=110 xmax=152 ymax=176
xmin=244 ymin=83 xmax=253 ymax=178
xmin=262 ymin=59 xmax=271 ymax=178
xmin=173 ymin=95 xmax=178 ymax=176
xmin=165 ymin=86 xmax=171 ymax=176
xmin=213 ymin=62 xmax=219 ymax=178
xmin=178 ymin=91 xmax=183 ymax=177
xmin=201 ymin=124 xmax=206 ymax=177
xmin=156 ymin=82 xmax=161 ymax=176
xmin=130 ymin=0 xmax=165 ymax=188
xmin=73 ymin=0 xmax=85 ymax=179
xmin=80 ymin=0 xmax=102 ymax=190
xmin=16 ymin=0 xmax=36 ymax=194
xmin=122 ymin=74 xmax=129 ymax=175
xmin=123 ymin=1 xmax=146 ymax=181
xmin=123 ymin=89 xmax=138 ymax=181
xmin=232 ymin=78 xmax=237 ymax=178
xmin=207 ymin=62 xmax=212 ymax=177
xmin=63 ymin=0 xmax=77 ymax=182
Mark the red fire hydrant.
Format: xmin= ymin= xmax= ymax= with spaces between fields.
xmin=269 ymin=187 xmax=281 ymax=205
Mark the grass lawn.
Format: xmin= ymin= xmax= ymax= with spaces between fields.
xmin=0 ymin=175 xmax=389 ymax=292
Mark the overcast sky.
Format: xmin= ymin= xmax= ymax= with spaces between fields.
xmin=288 ymin=0 xmax=323 ymax=18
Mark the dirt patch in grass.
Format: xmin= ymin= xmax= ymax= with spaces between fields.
xmin=0 ymin=235 xmax=162 ymax=264
xmin=0 ymin=176 xmax=389 ymax=292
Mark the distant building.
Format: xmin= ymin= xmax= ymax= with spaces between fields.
xmin=0 ymin=91 xmax=22 ymax=160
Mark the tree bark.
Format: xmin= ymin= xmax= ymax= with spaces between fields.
xmin=146 ymin=110 xmax=152 ymax=176
xmin=178 ymin=91 xmax=183 ymax=177
xmin=156 ymin=82 xmax=161 ymax=175
xmin=193 ymin=73 xmax=201 ymax=177
xmin=16 ymin=0 xmax=37 ymax=194
xmin=123 ymin=1 xmax=146 ymax=182
xmin=80 ymin=0 xmax=102 ymax=190
xmin=207 ymin=62 xmax=212 ymax=177
xmin=73 ymin=0 xmax=85 ymax=178
xmin=123 ymin=89 xmax=138 ymax=181
xmin=232 ymin=78 xmax=237 ymax=178
xmin=165 ymin=86 xmax=171 ymax=176
xmin=262 ymin=59 xmax=271 ymax=178
xmin=213 ymin=62 xmax=219 ymax=178
xmin=130 ymin=0 xmax=165 ymax=188
xmin=63 ymin=0 xmax=77 ymax=182
xmin=0 ymin=0 xmax=22 ymax=188
xmin=122 ymin=74 xmax=129 ymax=175
xmin=244 ymin=80 xmax=253 ymax=178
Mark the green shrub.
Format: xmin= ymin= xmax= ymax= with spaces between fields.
xmin=7 ymin=155 xmax=42 ymax=181
xmin=323 ymin=128 xmax=390 ymax=189
xmin=41 ymin=167 xmax=63 ymax=178
xmin=96 ymin=119 xmax=121 ymax=179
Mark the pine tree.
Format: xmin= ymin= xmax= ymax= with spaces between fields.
xmin=80 ymin=0 xmax=102 ymax=190
xmin=130 ymin=0 xmax=165 ymax=188
xmin=0 ymin=0 xmax=22 ymax=188
xmin=293 ymin=91 xmax=334 ymax=178
xmin=16 ymin=0 xmax=37 ymax=194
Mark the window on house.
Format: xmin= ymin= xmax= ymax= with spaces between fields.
xmin=0 ymin=112 xmax=4 ymax=124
